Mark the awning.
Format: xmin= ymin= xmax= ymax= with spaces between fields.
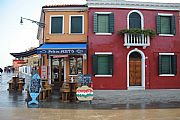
xmin=10 ymin=48 xmax=37 ymax=58
xmin=37 ymin=43 xmax=87 ymax=54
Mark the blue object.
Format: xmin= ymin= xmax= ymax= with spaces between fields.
xmin=37 ymin=43 xmax=87 ymax=54
xmin=28 ymin=74 xmax=41 ymax=105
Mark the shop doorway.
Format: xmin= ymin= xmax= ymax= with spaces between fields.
xmin=51 ymin=58 xmax=64 ymax=91
xmin=129 ymin=52 xmax=142 ymax=86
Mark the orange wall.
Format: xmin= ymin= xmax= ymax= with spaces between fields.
xmin=44 ymin=11 xmax=88 ymax=43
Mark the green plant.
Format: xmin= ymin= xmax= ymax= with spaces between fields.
xmin=118 ymin=28 xmax=156 ymax=37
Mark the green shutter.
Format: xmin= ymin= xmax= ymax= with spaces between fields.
xmin=156 ymin=15 xmax=161 ymax=34
xmin=92 ymin=55 xmax=98 ymax=75
xmin=109 ymin=13 xmax=114 ymax=33
xmin=93 ymin=13 xmax=98 ymax=33
xmin=171 ymin=15 xmax=176 ymax=35
xmin=98 ymin=15 xmax=109 ymax=33
xmin=108 ymin=55 xmax=113 ymax=75
xmin=161 ymin=16 xmax=171 ymax=34
xmin=172 ymin=55 xmax=177 ymax=75
xmin=158 ymin=55 xmax=162 ymax=75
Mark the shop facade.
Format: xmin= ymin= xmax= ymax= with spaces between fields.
xmin=87 ymin=0 xmax=180 ymax=90
xmin=37 ymin=5 xmax=88 ymax=91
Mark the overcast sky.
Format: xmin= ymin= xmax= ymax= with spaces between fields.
xmin=0 ymin=0 xmax=179 ymax=68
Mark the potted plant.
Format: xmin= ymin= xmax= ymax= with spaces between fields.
xmin=118 ymin=28 xmax=156 ymax=37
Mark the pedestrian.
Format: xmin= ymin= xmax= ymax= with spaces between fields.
xmin=0 ymin=68 xmax=3 ymax=73
xmin=0 ymin=68 xmax=3 ymax=77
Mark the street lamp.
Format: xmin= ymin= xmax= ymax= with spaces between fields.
xmin=20 ymin=17 xmax=45 ymax=28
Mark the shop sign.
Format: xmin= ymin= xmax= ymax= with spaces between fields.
xmin=41 ymin=66 xmax=47 ymax=79
xmin=37 ymin=49 xmax=86 ymax=54
xmin=28 ymin=74 xmax=41 ymax=105
xmin=76 ymin=86 xmax=93 ymax=101
xmin=78 ymin=74 xmax=92 ymax=85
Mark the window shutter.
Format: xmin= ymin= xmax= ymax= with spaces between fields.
xmin=93 ymin=13 xmax=98 ymax=33
xmin=108 ymin=55 xmax=113 ymax=75
xmin=172 ymin=55 xmax=177 ymax=75
xmin=158 ymin=55 xmax=162 ymax=75
xmin=109 ymin=13 xmax=114 ymax=33
xmin=92 ymin=55 xmax=98 ymax=75
xmin=171 ymin=15 xmax=176 ymax=35
xmin=156 ymin=15 xmax=161 ymax=34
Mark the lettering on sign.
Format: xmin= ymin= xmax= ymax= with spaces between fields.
xmin=78 ymin=74 xmax=92 ymax=85
xmin=30 ymin=79 xmax=41 ymax=93
xmin=37 ymin=49 xmax=87 ymax=54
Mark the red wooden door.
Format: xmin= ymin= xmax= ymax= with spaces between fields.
xmin=129 ymin=59 xmax=141 ymax=86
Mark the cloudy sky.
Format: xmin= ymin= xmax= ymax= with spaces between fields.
xmin=0 ymin=0 xmax=179 ymax=68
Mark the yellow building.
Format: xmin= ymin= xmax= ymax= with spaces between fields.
xmin=37 ymin=5 xmax=88 ymax=90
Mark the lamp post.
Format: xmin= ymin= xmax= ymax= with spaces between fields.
xmin=20 ymin=17 xmax=45 ymax=28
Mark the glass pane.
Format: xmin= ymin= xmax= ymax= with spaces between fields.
xmin=97 ymin=56 xmax=109 ymax=75
xmin=69 ymin=56 xmax=76 ymax=75
xmin=129 ymin=12 xmax=141 ymax=29
xmin=98 ymin=15 xmax=109 ymax=33
xmin=71 ymin=16 xmax=82 ymax=33
xmin=69 ymin=56 xmax=83 ymax=75
xmin=161 ymin=55 xmax=171 ymax=74
xmin=51 ymin=17 xmax=63 ymax=33
xmin=160 ymin=16 xmax=171 ymax=34
xmin=77 ymin=57 xmax=83 ymax=74
xmin=52 ymin=59 xmax=59 ymax=81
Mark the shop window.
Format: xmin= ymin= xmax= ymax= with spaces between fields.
xmin=69 ymin=56 xmax=83 ymax=75
xmin=70 ymin=16 xmax=83 ymax=34
xmin=93 ymin=12 xmax=114 ymax=34
xmin=159 ymin=54 xmax=177 ymax=76
xmin=92 ymin=54 xmax=113 ymax=76
xmin=156 ymin=14 xmax=176 ymax=35
xmin=50 ymin=16 xmax=63 ymax=34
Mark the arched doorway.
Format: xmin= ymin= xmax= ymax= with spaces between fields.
xmin=129 ymin=52 xmax=142 ymax=86
xmin=127 ymin=48 xmax=145 ymax=90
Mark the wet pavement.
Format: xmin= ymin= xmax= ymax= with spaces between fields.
xmin=1 ymin=73 xmax=180 ymax=119
xmin=1 ymin=73 xmax=180 ymax=110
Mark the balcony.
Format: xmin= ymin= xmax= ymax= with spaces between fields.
xmin=124 ymin=33 xmax=150 ymax=49
xmin=118 ymin=29 xmax=156 ymax=49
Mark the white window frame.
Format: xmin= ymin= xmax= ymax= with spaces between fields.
xmin=159 ymin=53 xmax=175 ymax=76
xmin=127 ymin=10 xmax=144 ymax=30
xmin=158 ymin=13 xmax=174 ymax=37
xmin=94 ymin=52 xmax=113 ymax=77
xmin=49 ymin=15 xmax=64 ymax=34
xmin=95 ymin=12 xmax=112 ymax=35
xmin=69 ymin=15 xmax=84 ymax=34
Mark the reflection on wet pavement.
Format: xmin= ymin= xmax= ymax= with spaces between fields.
xmin=1 ymin=73 xmax=180 ymax=119
xmin=1 ymin=73 xmax=180 ymax=110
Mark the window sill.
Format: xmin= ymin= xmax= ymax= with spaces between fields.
xmin=95 ymin=75 xmax=112 ymax=77
xmin=159 ymin=34 xmax=174 ymax=37
xmin=69 ymin=33 xmax=84 ymax=35
xmin=95 ymin=33 xmax=112 ymax=35
xmin=50 ymin=33 xmax=64 ymax=35
xmin=159 ymin=74 xmax=175 ymax=77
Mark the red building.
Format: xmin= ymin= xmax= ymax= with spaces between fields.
xmin=87 ymin=0 xmax=180 ymax=90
